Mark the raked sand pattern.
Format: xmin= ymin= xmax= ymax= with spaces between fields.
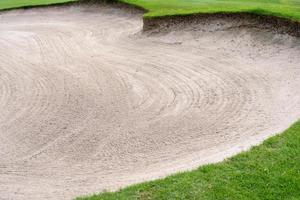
xmin=0 ymin=4 xmax=300 ymax=200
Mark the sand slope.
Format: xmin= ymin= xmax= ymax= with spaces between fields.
xmin=0 ymin=4 xmax=299 ymax=199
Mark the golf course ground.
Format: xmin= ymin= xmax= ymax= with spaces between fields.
xmin=0 ymin=0 xmax=299 ymax=200
xmin=77 ymin=121 xmax=300 ymax=200
xmin=1 ymin=0 xmax=300 ymax=21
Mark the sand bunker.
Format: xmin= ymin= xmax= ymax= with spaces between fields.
xmin=0 ymin=4 xmax=300 ymax=200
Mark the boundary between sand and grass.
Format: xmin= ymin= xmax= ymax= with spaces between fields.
xmin=77 ymin=120 xmax=300 ymax=200
xmin=1 ymin=0 xmax=300 ymax=37
xmin=142 ymin=12 xmax=300 ymax=37
xmin=1 ymin=1 xmax=299 ymax=200
xmin=0 ymin=0 xmax=77 ymax=12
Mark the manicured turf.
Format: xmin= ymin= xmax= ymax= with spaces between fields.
xmin=1 ymin=0 xmax=300 ymax=22
xmin=0 ymin=0 xmax=75 ymax=10
xmin=1 ymin=1 xmax=299 ymax=200
xmin=77 ymin=121 xmax=300 ymax=200
xmin=122 ymin=0 xmax=300 ymax=21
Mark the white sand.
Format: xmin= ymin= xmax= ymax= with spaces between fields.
xmin=0 ymin=4 xmax=299 ymax=200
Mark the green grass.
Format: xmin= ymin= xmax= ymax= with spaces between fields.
xmin=77 ymin=121 xmax=300 ymax=200
xmin=121 ymin=0 xmax=300 ymax=22
xmin=0 ymin=0 xmax=76 ymax=10
xmin=1 ymin=1 xmax=299 ymax=200
xmin=1 ymin=0 xmax=300 ymax=22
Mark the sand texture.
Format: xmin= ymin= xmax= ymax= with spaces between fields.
xmin=0 ymin=4 xmax=300 ymax=199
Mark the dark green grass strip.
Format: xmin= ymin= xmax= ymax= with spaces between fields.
xmin=121 ymin=0 xmax=300 ymax=22
xmin=0 ymin=0 xmax=76 ymax=11
xmin=77 ymin=121 xmax=300 ymax=200
xmin=1 ymin=0 xmax=300 ymax=23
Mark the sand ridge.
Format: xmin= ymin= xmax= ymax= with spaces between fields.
xmin=0 ymin=3 xmax=300 ymax=199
